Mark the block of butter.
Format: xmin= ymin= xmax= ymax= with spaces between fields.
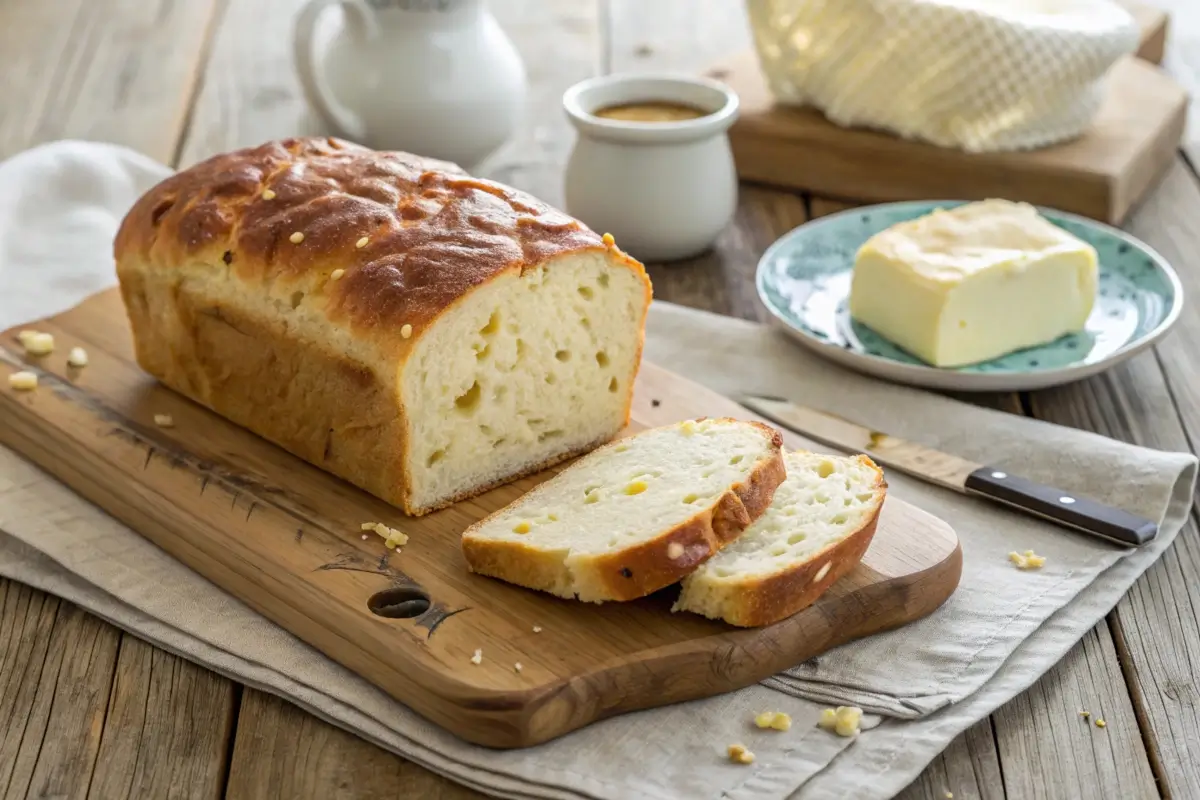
xmin=849 ymin=200 xmax=1098 ymax=368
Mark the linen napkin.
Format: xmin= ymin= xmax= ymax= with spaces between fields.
xmin=0 ymin=141 xmax=1194 ymax=800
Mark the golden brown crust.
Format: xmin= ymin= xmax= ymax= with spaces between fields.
xmin=693 ymin=457 xmax=887 ymax=627
xmin=114 ymin=136 xmax=647 ymax=354
xmin=460 ymin=421 xmax=787 ymax=603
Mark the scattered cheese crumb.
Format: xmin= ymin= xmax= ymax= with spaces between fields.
xmin=262 ymin=189 xmax=277 ymax=200
xmin=667 ymin=542 xmax=685 ymax=560
xmin=17 ymin=330 xmax=36 ymax=346
xmin=470 ymin=648 xmax=482 ymax=665
xmin=1095 ymin=719 xmax=1106 ymax=729
xmin=1080 ymin=710 xmax=1090 ymax=718
xmin=363 ymin=521 xmax=409 ymax=549
xmin=754 ymin=711 xmax=792 ymax=731
xmin=289 ymin=231 xmax=305 ymax=244
xmin=514 ymin=662 xmax=523 ymax=673
xmin=22 ymin=332 xmax=55 ymax=356
xmin=945 ymin=793 xmax=954 ymax=799
xmin=818 ymin=706 xmax=863 ymax=737
xmin=601 ymin=232 xmax=615 ymax=247
xmin=154 ymin=414 xmax=174 ymax=427
xmin=67 ymin=346 xmax=88 ymax=367
xmin=1009 ymin=550 xmax=1045 ymax=570
xmin=361 ymin=534 xmax=368 ymax=540
xmin=727 ymin=743 xmax=754 ymax=764
xmin=8 ymin=371 xmax=37 ymax=391
xmin=356 ymin=236 xmax=369 ymax=249
xmin=330 ymin=269 xmax=345 ymax=281
xmin=401 ymin=323 xmax=413 ymax=339
xmin=532 ymin=625 xmax=543 ymax=633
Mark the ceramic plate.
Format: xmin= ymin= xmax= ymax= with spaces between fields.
xmin=756 ymin=201 xmax=1184 ymax=392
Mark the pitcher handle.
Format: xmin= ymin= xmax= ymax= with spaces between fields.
xmin=293 ymin=0 xmax=377 ymax=141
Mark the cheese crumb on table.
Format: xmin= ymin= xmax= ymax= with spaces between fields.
xmin=1009 ymin=550 xmax=1046 ymax=570
xmin=363 ymin=521 xmax=409 ymax=549
xmin=8 ymin=371 xmax=38 ymax=391
xmin=754 ymin=711 xmax=792 ymax=731
xmin=1080 ymin=710 xmax=1090 ymax=718
xmin=22 ymin=331 xmax=55 ymax=356
xmin=153 ymin=414 xmax=174 ymax=427
xmin=470 ymin=648 xmax=482 ymax=665
xmin=818 ymin=706 xmax=863 ymax=737
xmin=532 ymin=625 xmax=543 ymax=633
xmin=514 ymin=662 xmax=523 ymax=673
xmin=727 ymin=743 xmax=755 ymax=765
xmin=17 ymin=330 xmax=36 ymax=346
xmin=67 ymin=346 xmax=88 ymax=367
xmin=1095 ymin=719 xmax=1106 ymax=729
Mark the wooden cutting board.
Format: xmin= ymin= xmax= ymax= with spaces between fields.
xmin=0 ymin=289 xmax=961 ymax=748
xmin=714 ymin=3 xmax=1186 ymax=225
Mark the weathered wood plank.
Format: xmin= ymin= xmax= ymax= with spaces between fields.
xmin=1028 ymin=159 xmax=1200 ymax=800
xmin=88 ymin=637 xmax=235 ymax=800
xmin=896 ymin=720 xmax=1005 ymax=800
xmin=0 ymin=580 xmax=61 ymax=797
xmin=0 ymin=0 xmax=220 ymax=162
xmin=225 ymin=690 xmax=482 ymax=800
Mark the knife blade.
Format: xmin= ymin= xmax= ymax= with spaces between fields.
xmin=739 ymin=394 xmax=1158 ymax=548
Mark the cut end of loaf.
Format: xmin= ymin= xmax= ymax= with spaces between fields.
xmin=461 ymin=418 xmax=785 ymax=602
xmin=674 ymin=451 xmax=886 ymax=627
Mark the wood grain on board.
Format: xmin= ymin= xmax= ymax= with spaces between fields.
xmin=0 ymin=288 xmax=960 ymax=748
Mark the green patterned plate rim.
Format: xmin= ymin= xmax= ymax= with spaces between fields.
xmin=755 ymin=200 xmax=1184 ymax=392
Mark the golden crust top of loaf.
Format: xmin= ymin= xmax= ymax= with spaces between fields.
xmin=114 ymin=137 xmax=645 ymax=346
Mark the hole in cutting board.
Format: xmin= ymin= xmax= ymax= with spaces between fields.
xmin=368 ymin=586 xmax=431 ymax=619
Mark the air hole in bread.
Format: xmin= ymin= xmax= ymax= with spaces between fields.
xmin=596 ymin=351 xmax=609 ymax=367
xmin=290 ymin=291 xmax=305 ymax=309
xmin=844 ymin=497 xmax=853 ymax=506
xmin=494 ymin=385 xmax=508 ymax=399
xmin=479 ymin=424 xmax=493 ymax=435
xmin=507 ymin=322 xmax=519 ymax=334
xmin=815 ymin=493 xmax=829 ymax=504
xmin=555 ymin=349 xmax=571 ymax=362
xmin=682 ymin=493 xmax=699 ymax=504
xmin=475 ymin=343 xmax=490 ymax=360
xmin=480 ymin=311 xmax=501 ymax=336
xmin=624 ymin=480 xmax=648 ymax=495
xmin=427 ymin=449 xmax=445 ymax=467
xmin=598 ymin=273 xmax=610 ymax=288
xmin=492 ymin=437 xmax=507 ymax=447
xmin=513 ymin=521 xmax=531 ymax=534
xmin=545 ymin=373 xmax=557 ymax=385
xmin=856 ymin=492 xmax=875 ymax=502
xmin=770 ymin=546 xmax=787 ymax=557
xmin=455 ymin=381 xmax=482 ymax=413
xmin=538 ymin=429 xmax=564 ymax=443
xmin=729 ymin=454 xmax=744 ymax=465
xmin=150 ymin=199 xmax=174 ymax=226
xmin=831 ymin=514 xmax=847 ymax=525
xmin=581 ymin=317 xmax=591 ymax=330
xmin=608 ymin=377 xmax=619 ymax=393
xmin=787 ymin=532 xmax=806 ymax=545
xmin=578 ymin=286 xmax=594 ymax=300
xmin=584 ymin=491 xmax=602 ymax=504
xmin=516 ymin=339 xmax=527 ymax=360
xmin=613 ymin=444 xmax=629 ymax=452
xmin=817 ymin=460 xmax=836 ymax=478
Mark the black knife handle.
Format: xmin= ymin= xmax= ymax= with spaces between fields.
xmin=964 ymin=467 xmax=1158 ymax=547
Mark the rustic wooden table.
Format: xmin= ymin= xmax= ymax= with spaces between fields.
xmin=1 ymin=1 xmax=1197 ymax=798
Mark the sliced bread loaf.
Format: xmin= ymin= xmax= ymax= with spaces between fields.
xmin=674 ymin=451 xmax=886 ymax=627
xmin=461 ymin=418 xmax=786 ymax=602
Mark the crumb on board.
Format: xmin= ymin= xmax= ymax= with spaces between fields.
xmin=8 ymin=371 xmax=38 ymax=391
xmin=514 ymin=662 xmax=523 ymax=673
xmin=21 ymin=331 xmax=55 ymax=356
xmin=532 ymin=625 xmax=543 ymax=633
xmin=67 ymin=346 xmax=88 ymax=367
xmin=470 ymin=648 xmax=482 ymax=665
xmin=818 ymin=706 xmax=863 ymax=737
xmin=1008 ymin=550 xmax=1045 ymax=570
xmin=727 ymin=743 xmax=754 ymax=765
xmin=153 ymin=414 xmax=174 ymax=427
xmin=362 ymin=521 xmax=409 ymax=549
xmin=754 ymin=711 xmax=792 ymax=731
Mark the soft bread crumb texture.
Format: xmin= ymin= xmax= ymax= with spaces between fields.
xmin=461 ymin=418 xmax=785 ymax=602
xmin=849 ymin=199 xmax=1097 ymax=367
xmin=674 ymin=451 xmax=885 ymax=626
xmin=113 ymin=137 xmax=652 ymax=516
xmin=8 ymin=371 xmax=38 ymax=391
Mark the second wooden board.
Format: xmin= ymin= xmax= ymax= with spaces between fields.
xmin=0 ymin=289 xmax=962 ymax=748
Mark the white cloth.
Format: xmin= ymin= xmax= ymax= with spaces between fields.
xmin=0 ymin=141 xmax=1194 ymax=800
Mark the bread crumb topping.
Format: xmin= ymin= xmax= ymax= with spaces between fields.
xmin=754 ymin=711 xmax=792 ymax=731
xmin=470 ymin=648 xmax=482 ymax=665
xmin=67 ymin=347 xmax=89 ymax=367
xmin=8 ymin=371 xmax=38 ymax=391
xmin=289 ymin=231 xmax=305 ymax=244
xmin=1009 ymin=549 xmax=1046 ymax=570
xmin=362 ymin=521 xmax=409 ymax=549
xmin=154 ymin=414 xmax=174 ymax=427
xmin=819 ymin=706 xmax=863 ymax=737
xmin=356 ymin=236 xmax=369 ymax=249
xmin=330 ymin=269 xmax=345 ymax=281
xmin=261 ymin=189 xmax=276 ymax=200
xmin=727 ymin=743 xmax=754 ymax=764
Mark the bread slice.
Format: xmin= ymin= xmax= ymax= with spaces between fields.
xmin=674 ymin=451 xmax=886 ymax=627
xmin=461 ymin=418 xmax=786 ymax=602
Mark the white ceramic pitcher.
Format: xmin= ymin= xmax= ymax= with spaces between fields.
xmin=293 ymin=0 xmax=527 ymax=168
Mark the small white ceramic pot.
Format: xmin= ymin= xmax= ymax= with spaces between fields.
xmin=562 ymin=74 xmax=739 ymax=263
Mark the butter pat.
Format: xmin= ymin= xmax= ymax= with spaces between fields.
xmin=849 ymin=200 xmax=1098 ymax=367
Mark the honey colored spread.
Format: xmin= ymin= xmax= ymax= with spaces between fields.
xmin=592 ymin=102 xmax=708 ymax=123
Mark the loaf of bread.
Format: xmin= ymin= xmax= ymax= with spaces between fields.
xmin=674 ymin=451 xmax=885 ymax=626
xmin=114 ymin=137 xmax=653 ymax=515
xmin=462 ymin=418 xmax=786 ymax=602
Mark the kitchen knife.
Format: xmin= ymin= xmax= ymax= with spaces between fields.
xmin=739 ymin=394 xmax=1158 ymax=547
